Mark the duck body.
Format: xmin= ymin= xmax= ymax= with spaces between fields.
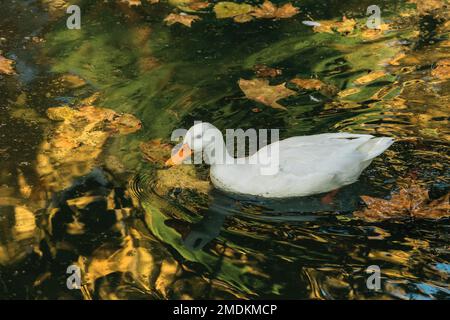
xmin=167 ymin=122 xmax=394 ymax=199
xmin=209 ymin=133 xmax=393 ymax=198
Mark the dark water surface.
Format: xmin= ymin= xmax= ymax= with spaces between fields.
xmin=0 ymin=0 xmax=449 ymax=299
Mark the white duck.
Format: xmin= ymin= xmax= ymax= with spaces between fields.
xmin=166 ymin=122 xmax=393 ymax=199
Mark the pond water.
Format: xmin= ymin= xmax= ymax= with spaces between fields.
xmin=0 ymin=0 xmax=449 ymax=299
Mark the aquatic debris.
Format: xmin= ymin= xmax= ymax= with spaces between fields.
xmin=290 ymin=77 xmax=338 ymax=97
xmin=214 ymin=1 xmax=298 ymax=23
xmin=164 ymin=13 xmax=201 ymax=27
xmin=253 ymin=64 xmax=282 ymax=78
xmin=213 ymin=2 xmax=254 ymax=22
xmin=290 ymin=78 xmax=326 ymax=90
xmin=238 ymin=78 xmax=296 ymax=110
xmin=355 ymin=180 xmax=450 ymax=221
xmin=313 ymin=17 xmax=356 ymax=35
xmin=0 ymin=55 xmax=16 ymax=75
xmin=250 ymin=1 xmax=299 ymax=20
xmin=431 ymin=59 xmax=450 ymax=80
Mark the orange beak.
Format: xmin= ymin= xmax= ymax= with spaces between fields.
xmin=165 ymin=144 xmax=192 ymax=167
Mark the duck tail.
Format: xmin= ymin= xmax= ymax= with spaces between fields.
xmin=358 ymin=137 xmax=394 ymax=161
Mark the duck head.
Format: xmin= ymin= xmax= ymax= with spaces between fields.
xmin=165 ymin=122 xmax=224 ymax=166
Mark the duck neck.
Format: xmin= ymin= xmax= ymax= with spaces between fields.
xmin=202 ymin=137 xmax=235 ymax=166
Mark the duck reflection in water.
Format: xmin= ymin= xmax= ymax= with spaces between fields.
xmin=179 ymin=183 xmax=364 ymax=251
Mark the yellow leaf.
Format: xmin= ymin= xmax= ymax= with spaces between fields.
xmin=164 ymin=13 xmax=201 ymax=27
xmin=313 ymin=17 xmax=356 ymax=35
xmin=214 ymin=2 xmax=254 ymax=19
xmin=0 ymin=55 xmax=15 ymax=75
xmin=238 ymin=78 xmax=296 ymax=110
xmin=251 ymin=1 xmax=299 ymax=20
xmin=290 ymin=78 xmax=326 ymax=90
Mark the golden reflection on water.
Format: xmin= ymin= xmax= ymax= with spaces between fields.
xmin=0 ymin=0 xmax=449 ymax=300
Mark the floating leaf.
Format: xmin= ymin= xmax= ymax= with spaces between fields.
xmin=214 ymin=2 xmax=254 ymax=19
xmin=164 ymin=13 xmax=201 ymax=27
xmin=214 ymin=1 xmax=298 ymax=23
xmin=355 ymin=180 xmax=450 ymax=221
xmin=313 ymin=17 xmax=356 ymax=35
xmin=250 ymin=1 xmax=299 ymax=20
xmin=290 ymin=78 xmax=326 ymax=91
xmin=238 ymin=78 xmax=296 ymax=110
xmin=290 ymin=78 xmax=338 ymax=96
xmin=0 ymin=55 xmax=15 ymax=75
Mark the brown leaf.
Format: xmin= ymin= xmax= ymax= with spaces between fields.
xmin=355 ymin=180 xmax=450 ymax=221
xmin=290 ymin=78 xmax=326 ymax=90
xmin=238 ymin=78 xmax=296 ymax=110
xmin=251 ymin=1 xmax=299 ymax=20
xmin=0 ymin=55 xmax=15 ymax=75
xmin=164 ymin=13 xmax=201 ymax=27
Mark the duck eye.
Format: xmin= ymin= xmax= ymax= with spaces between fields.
xmin=195 ymin=134 xmax=202 ymax=139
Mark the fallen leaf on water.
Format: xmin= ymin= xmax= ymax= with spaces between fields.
xmin=313 ymin=17 xmax=356 ymax=35
xmin=431 ymin=58 xmax=450 ymax=80
xmin=214 ymin=2 xmax=254 ymax=21
xmin=214 ymin=1 xmax=298 ymax=23
xmin=253 ymin=64 xmax=282 ymax=78
xmin=355 ymin=180 xmax=450 ymax=221
xmin=238 ymin=78 xmax=296 ymax=110
xmin=251 ymin=1 xmax=299 ymax=20
xmin=164 ymin=13 xmax=201 ymax=27
xmin=290 ymin=78 xmax=327 ymax=91
xmin=0 ymin=55 xmax=15 ymax=75
xmin=354 ymin=71 xmax=387 ymax=85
